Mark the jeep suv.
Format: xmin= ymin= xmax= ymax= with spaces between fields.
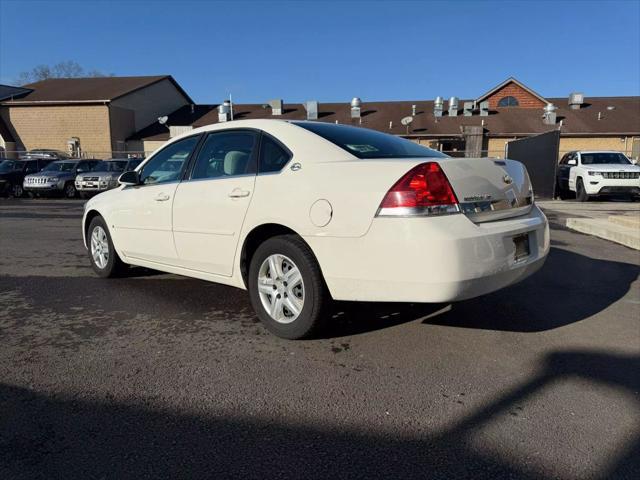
xmin=24 ymin=159 xmax=100 ymax=198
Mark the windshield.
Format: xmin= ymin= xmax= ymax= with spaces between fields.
xmin=581 ymin=153 xmax=631 ymax=165
xmin=292 ymin=122 xmax=447 ymax=159
xmin=0 ymin=160 xmax=23 ymax=172
xmin=91 ymin=160 xmax=128 ymax=172
xmin=42 ymin=161 xmax=78 ymax=172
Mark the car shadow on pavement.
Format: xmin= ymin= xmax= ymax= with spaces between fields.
xmin=1 ymin=349 xmax=637 ymax=479
xmin=423 ymin=247 xmax=640 ymax=332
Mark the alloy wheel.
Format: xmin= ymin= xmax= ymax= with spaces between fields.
xmin=90 ymin=226 xmax=110 ymax=269
xmin=257 ymin=254 xmax=305 ymax=324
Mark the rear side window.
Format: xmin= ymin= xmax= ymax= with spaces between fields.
xmin=259 ymin=134 xmax=292 ymax=173
xmin=292 ymin=122 xmax=447 ymax=159
xmin=191 ymin=131 xmax=258 ymax=180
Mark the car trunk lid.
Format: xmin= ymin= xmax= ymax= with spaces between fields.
xmin=436 ymin=157 xmax=534 ymax=223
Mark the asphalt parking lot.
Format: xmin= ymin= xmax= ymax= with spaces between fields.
xmin=0 ymin=199 xmax=639 ymax=479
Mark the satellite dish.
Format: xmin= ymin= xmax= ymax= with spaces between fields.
xmin=158 ymin=116 xmax=168 ymax=125
xmin=401 ymin=116 xmax=413 ymax=126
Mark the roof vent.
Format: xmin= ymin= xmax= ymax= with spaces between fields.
xmin=350 ymin=97 xmax=362 ymax=118
xmin=479 ymin=100 xmax=489 ymax=117
xmin=568 ymin=92 xmax=584 ymax=110
xmin=269 ymin=99 xmax=283 ymax=116
xmin=463 ymin=101 xmax=474 ymax=116
xmin=304 ymin=100 xmax=319 ymax=120
xmin=411 ymin=104 xmax=417 ymax=116
xmin=217 ymin=100 xmax=231 ymax=122
xmin=434 ymin=96 xmax=444 ymax=117
xmin=543 ymin=103 xmax=557 ymax=125
xmin=448 ymin=97 xmax=459 ymax=116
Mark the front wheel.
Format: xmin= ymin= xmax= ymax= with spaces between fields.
xmin=9 ymin=183 xmax=23 ymax=198
xmin=576 ymin=178 xmax=590 ymax=202
xmin=248 ymin=235 xmax=330 ymax=339
xmin=64 ymin=182 xmax=77 ymax=199
xmin=88 ymin=216 xmax=127 ymax=277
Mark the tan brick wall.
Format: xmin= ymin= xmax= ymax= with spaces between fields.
xmin=559 ymin=136 xmax=633 ymax=155
xmin=485 ymin=82 xmax=546 ymax=109
xmin=142 ymin=140 xmax=167 ymax=155
xmin=3 ymin=105 xmax=111 ymax=154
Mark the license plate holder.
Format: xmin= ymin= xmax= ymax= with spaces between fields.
xmin=513 ymin=233 xmax=530 ymax=262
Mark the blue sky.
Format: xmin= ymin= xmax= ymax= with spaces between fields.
xmin=1 ymin=0 xmax=639 ymax=103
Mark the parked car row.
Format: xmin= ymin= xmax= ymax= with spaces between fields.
xmin=0 ymin=152 xmax=143 ymax=198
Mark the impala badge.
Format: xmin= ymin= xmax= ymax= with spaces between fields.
xmin=503 ymin=174 xmax=513 ymax=184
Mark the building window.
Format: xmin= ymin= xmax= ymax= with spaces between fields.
xmin=498 ymin=96 xmax=519 ymax=107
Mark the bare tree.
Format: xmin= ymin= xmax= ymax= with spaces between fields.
xmin=17 ymin=61 xmax=112 ymax=85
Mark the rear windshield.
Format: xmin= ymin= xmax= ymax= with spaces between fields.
xmin=581 ymin=153 xmax=631 ymax=165
xmin=292 ymin=122 xmax=447 ymax=159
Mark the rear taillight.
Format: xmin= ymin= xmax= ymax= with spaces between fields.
xmin=376 ymin=162 xmax=460 ymax=217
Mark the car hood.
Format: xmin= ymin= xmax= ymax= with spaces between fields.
xmin=78 ymin=171 xmax=121 ymax=179
xmin=583 ymin=164 xmax=640 ymax=172
xmin=27 ymin=171 xmax=71 ymax=179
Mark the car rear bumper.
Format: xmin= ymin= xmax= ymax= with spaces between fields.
xmin=306 ymin=205 xmax=550 ymax=303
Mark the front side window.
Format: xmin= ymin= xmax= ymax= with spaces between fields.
xmin=140 ymin=136 xmax=200 ymax=185
xmin=580 ymin=152 xmax=631 ymax=165
xmin=498 ymin=96 xmax=519 ymax=107
xmin=0 ymin=160 xmax=21 ymax=172
xmin=191 ymin=131 xmax=257 ymax=180
xmin=259 ymin=134 xmax=292 ymax=173
xmin=293 ymin=122 xmax=446 ymax=159
xmin=25 ymin=161 xmax=38 ymax=173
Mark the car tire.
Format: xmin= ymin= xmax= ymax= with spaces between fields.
xmin=248 ymin=235 xmax=330 ymax=339
xmin=64 ymin=182 xmax=77 ymax=199
xmin=9 ymin=183 xmax=23 ymax=198
xmin=87 ymin=216 xmax=127 ymax=278
xmin=79 ymin=192 xmax=90 ymax=199
xmin=556 ymin=180 xmax=571 ymax=200
xmin=576 ymin=178 xmax=590 ymax=202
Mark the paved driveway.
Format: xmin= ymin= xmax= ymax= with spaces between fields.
xmin=1 ymin=199 xmax=639 ymax=479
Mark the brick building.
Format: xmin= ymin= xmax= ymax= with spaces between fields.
xmin=0 ymin=76 xmax=192 ymax=158
xmin=1 ymin=76 xmax=639 ymax=160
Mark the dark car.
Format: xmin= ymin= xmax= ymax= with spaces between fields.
xmin=0 ymin=158 xmax=54 ymax=197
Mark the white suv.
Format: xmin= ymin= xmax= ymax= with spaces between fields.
xmin=556 ymin=151 xmax=640 ymax=201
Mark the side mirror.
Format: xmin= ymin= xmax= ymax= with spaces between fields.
xmin=119 ymin=170 xmax=141 ymax=186
xmin=568 ymin=159 xmax=577 ymax=166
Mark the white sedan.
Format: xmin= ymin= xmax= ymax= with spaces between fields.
xmin=82 ymin=120 xmax=549 ymax=339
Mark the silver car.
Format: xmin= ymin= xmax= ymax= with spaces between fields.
xmin=24 ymin=159 xmax=100 ymax=198
xmin=75 ymin=158 xmax=142 ymax=198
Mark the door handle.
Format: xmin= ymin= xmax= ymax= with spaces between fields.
xmin=228 ymin=189 xmax=250 ymax=198
xmin=155 ymin=193 xmax=170 ymax=202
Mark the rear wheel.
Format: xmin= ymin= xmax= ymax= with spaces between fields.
xmin=248 ymin=235 xmax=330 ymax=339
xmin=576 ymin=178 xmax=590 ymax=202
xmin=88 ymin=216 xmax=127 ymax=277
